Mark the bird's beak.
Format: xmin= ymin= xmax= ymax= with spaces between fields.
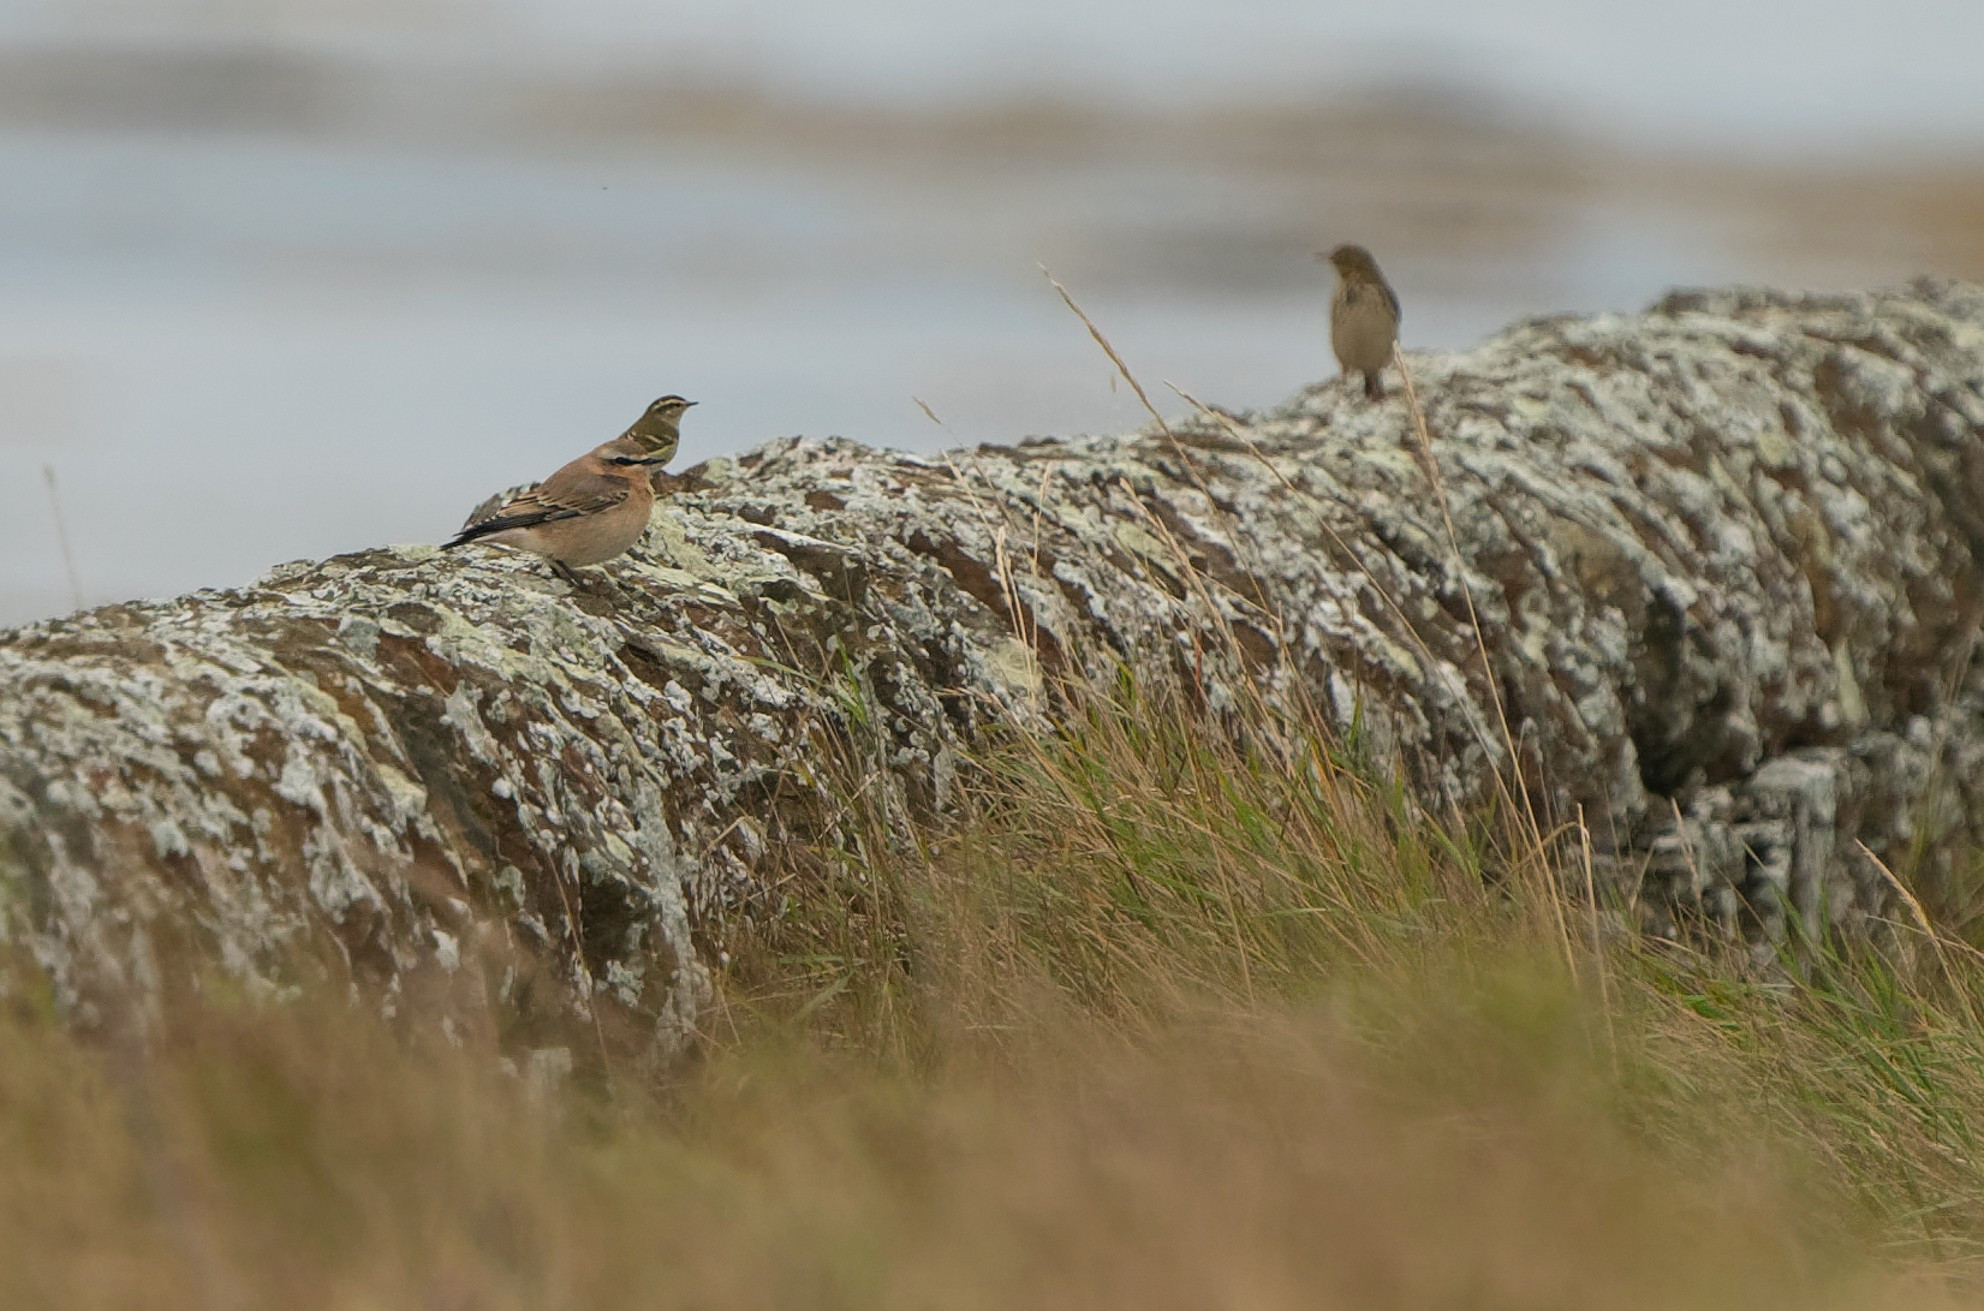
xmin=682 ymin=400 xmax=699 ymax=408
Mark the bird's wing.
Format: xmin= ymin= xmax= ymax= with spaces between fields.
xmin=448 ymin=464 xmax=632 ymax=545
xmin=628 ymin=428 xmax=679 ymax=464
xmin=1335 ymin=277 xmax=1400 ymax=327
xmin=461 ymin=481 xmax=537 ymax=531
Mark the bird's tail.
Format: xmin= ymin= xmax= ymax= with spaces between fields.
xmin=442 ymin=519 xmax=505 ymax=551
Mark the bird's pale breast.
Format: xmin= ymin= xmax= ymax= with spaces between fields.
xmin=1331 ymin=282 xmax=1398 ymax=374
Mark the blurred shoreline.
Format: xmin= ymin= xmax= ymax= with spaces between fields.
xmin=1 ymin=38 xmax=1977 ymax=282
xmin=0 ymin=39 xmax=1979 ymax=627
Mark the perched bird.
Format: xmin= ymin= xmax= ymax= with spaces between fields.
xmin=462 ymin=395 xmax=696 ymax=530
xmin=443 ymin=435 xmax=667 ymax=580
xmin=618 ymin=393 xmax=696 ymax=468
xmin=1322 ymin=245 xmax=1400 ymax=401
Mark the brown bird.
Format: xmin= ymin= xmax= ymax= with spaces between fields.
xmin=443 ymin=435 xmax=667 ymax=580
xmin=1322 ymin=245 xmax=1400 ymax=401
xmin=462 ymin=394 xmax=696 ymax=531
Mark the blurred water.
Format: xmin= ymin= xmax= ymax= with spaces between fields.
xmin=0 ymin=127 xmax=1467 ymax=622
xmin=0 ymin=0 xmax=1979 ymax=624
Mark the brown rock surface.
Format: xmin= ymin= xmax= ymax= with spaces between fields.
xmin=4 ymin=281 xmax=1981 ymax=1055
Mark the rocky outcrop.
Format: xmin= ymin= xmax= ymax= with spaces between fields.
xmin=3 ymin=282 xmax=1981 ymax=1053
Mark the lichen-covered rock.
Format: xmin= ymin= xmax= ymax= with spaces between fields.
xmin=3 ymin=281 xmax=1981 ymax=1051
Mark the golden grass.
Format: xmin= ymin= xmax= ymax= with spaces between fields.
xmin=5 ymin=660 xmax=1984 ymax=1307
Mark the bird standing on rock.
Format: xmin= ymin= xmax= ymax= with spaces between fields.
xmin=443 ymin=435 xmax=668 ymax=581
xmin=462 ymin=394 xmax=696 ymax=530
xmin=1323 ymin=245 xmax=1400 ymax=401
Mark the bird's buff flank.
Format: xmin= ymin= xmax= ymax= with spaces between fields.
xmin=443 ymin=434 xmax=667 ymax=577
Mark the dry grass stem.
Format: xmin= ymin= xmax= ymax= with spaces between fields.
xmin=42 ymin=462 xmax=84 ymax=611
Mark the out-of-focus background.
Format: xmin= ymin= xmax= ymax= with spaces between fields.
xmin=2 ymin=0 xmax=1981 ymax=625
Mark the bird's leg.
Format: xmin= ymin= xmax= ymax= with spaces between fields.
xmin=1364 ymin=372 xmax=1385 ymax=402
xmin=548 ymin=560 xmax=587 ymax=588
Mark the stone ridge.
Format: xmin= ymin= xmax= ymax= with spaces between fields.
xmin=1 ymin=279 xmax=1980 ymax=1054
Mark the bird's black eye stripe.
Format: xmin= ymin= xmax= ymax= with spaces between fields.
xmin=608 ymin=456 xmax=642 ymax=466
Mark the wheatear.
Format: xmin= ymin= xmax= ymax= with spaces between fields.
xmin=1322 ymin=245 xmax=1400 ymax=401
xmin=443 ymin=435 xmax=666 ymax=580
xmin=462 ymin=395 xmax=696 ymax=530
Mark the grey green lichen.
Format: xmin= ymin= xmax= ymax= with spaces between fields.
xmin=3 ymin=280 xmax=1983 ymax=1054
